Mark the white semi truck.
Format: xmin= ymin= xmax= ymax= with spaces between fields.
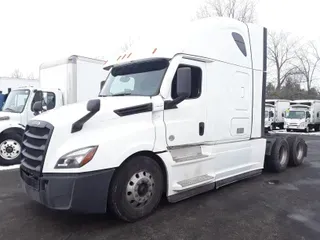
xmin=264 ymin=99 xmax=290 ymax=130
xmin=0 ymin=55 xmax=109 ymax=165
xmin=20 ymin=17 xmax=307 ymax=222
xmin=285 ymin=99 xmax=320 ymax=132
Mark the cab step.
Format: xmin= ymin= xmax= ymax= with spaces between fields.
xmin=173 ymin=174 xmax=215 ymax=192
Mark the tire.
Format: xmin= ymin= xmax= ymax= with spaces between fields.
xmin=305 ymin=126 xmax=310 ymax=133
xmin=270 ymin=124 xmax=274 ymax=131
xmin=286 ymin=129 xmax=290 ymax=132
xmin=279 ymin=123 xmax=284 ymax=129
xmin=266 ymin=137 xmax=289 ymax=173
xmin=287 ymin=137 xmax=306 ymax=166
xmin=0 ymin=133 xmax=23 ymax=166
xmin=108 ymin=155 xmax=164 ymax=222
xmin=315 ymin=125 xmax=320 ymax=132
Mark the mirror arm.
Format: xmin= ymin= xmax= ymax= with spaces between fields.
xmin=164 ymin=94 xmax=188 ymax=110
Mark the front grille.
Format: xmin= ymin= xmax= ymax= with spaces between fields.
xmin=21 ymin=120 xmax=54 ymax=176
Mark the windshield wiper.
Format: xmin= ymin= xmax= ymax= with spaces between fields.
xmin=3 ymin=108 xmax=16 ymax=113
xmin=111 ymin=93 xmax=133 ymax=96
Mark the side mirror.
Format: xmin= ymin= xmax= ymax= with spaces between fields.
xmin=176 ymin=67 xmax=192 ymax=98
xmin=87 ymin=99 xmax=100 ymax=112
xmin=269 ymin=111 xmax=274 ymax=118
xmin=32 ymin=101 xmax=43 ymax=116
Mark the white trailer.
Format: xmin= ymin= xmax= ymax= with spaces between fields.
xmin=285 ymin=99 xmax=320 ymax=132
xmin=0 ymin=55 xmax=109 ymax=165
xmin=20 ymin=17 xmax=307 ymax=222
xmin=264 ymin=99 xmax=290 ymax=130
xmin=0 ymin=78 xmax=40 ymax=94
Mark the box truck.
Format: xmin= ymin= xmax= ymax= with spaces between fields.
xmin=285 ymin=99 xmax=320 ymax=132
xmin=20 ymin=17 xmax=307 ymax=222
xmin=0 ymin=55 xmax=109 ymax=165
xmin=0 ymin=78 xmax=40 ymax=94
xmin=264 ymin=99 xmax=290 ymax=130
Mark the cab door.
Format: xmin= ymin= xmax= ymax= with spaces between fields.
xmin=163 ymin=59 xmax=206 ymax=147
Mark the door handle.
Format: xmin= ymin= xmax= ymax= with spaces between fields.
xmin=199 ymin=122 xmax=205 ymax=136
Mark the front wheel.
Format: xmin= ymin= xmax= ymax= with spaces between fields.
xmin=305 ymin=126 xmax=310 ymax=133
xmin=108 ymin=155 xmax=164 ymax=222
xmin=0 ymin=133 xmax=23 ymax=166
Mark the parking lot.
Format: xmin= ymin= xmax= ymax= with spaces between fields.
xmin=0 ymin=133 xmax=320 ymax=240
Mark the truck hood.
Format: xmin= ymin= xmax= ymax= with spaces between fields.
xmin=0 ymin=111 xmax=21 ymax=123
xmin=32 ymin=96 xmax=152 ymax=127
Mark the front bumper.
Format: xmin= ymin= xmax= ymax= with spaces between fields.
xmin=20 ymin=166 xmax=115 ymax=214
xmin=285 ymin=125 xmax=306 ymax=130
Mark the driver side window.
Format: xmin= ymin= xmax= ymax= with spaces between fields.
xmin=306 ymin=111 xmax=311 ymax=118
xmin=31 ymin=91 xmax=56 ymax=111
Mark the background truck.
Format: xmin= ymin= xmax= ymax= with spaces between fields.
xmin=0 ymin=55 xmax=109 ymax=165
xmin=20 ymin=17 xmax=307 ymax=223
xmin=0 ymin=78 xmax=40 ymax=110
xmin=285 ymin=99 xmax=320 ymax=132
xmin=0 ymin=77 xmax=40 ymax=94
xmin=264 ymin=99 xmax=290 ymax=130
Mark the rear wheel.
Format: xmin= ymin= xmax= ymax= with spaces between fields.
xmin=287 ymin=136 xmax=306 ymax=166
xmin=0 ymin=133 xmax=23 ymax=166
xmin=108 ymin=155 xmax=164 ymax=222
xmin=315 ymin=125 xmax=320 ymax=132
xmin=266 ymin=137 xmax=289 ymax=173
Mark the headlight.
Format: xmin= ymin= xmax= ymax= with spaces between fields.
xmin=55 ymin=146 xmax=98 ymax=169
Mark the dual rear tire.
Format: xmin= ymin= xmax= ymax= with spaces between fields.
xmin=266 ymin=136 xmax=306 ymax=173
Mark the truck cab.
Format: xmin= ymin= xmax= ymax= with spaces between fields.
xmin=0 ymin=87 xmax=63 ymax=165
xmin=284 ymin=99 xmax=320 ymax=132
xmin=285 ymin=104 xmax=311 ymax=132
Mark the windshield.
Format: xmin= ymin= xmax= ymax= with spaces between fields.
xmin=287 ymin=111 xmax=305 ymax=119
xmin=100 ymin=58 xmax=169 ymax=97
xmin=2 ymin=89 xmax=30 ymax=113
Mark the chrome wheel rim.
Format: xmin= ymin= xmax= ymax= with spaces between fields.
xmin=126 ymin=171 xmax=155 ymax=208
xmin=296 ymin=143 xmax=304 ymax=160
xmin=279 ymin=145 xmax=288 ymax=165
xmin=0 ymin=139 xmax=21 ymax=160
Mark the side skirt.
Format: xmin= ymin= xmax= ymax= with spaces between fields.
xmin=167 ymin=169 xmax=262 ymax=203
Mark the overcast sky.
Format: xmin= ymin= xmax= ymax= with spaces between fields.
xmin=0 ymin=0 xmax=319 ymax=78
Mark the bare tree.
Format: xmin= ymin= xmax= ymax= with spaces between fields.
xmin=195 ymin=0 xmax=257 ymax=23
xmin=11 ymin=69 xmax=23 ymax=78
xmin=27 ymin=73 xmax=36 ymax=80
xmin=267 ymin=30 xmax=300 ymax=91
xmin=294 ymin=41 xmax=320 ymax=92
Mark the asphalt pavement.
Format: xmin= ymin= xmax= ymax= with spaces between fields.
xmin=1 ymin=135 xmax=320 ymax=240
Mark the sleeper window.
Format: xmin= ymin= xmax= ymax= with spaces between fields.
xmin=171 ymin=65 xmax=202 ymax=99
